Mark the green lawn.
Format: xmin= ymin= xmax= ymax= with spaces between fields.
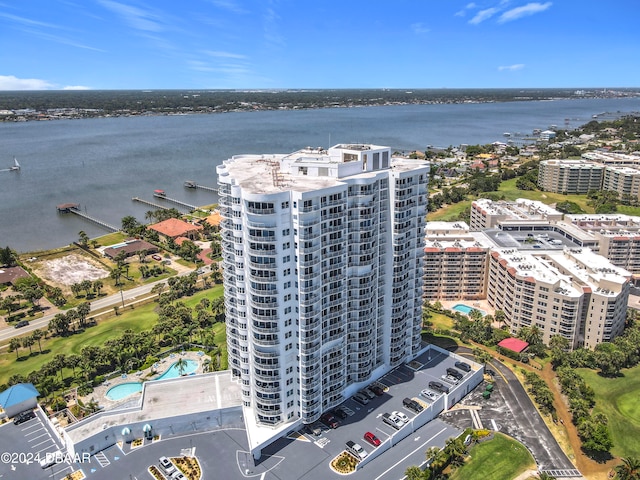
xmin=427 ymin=178 xmax=597 ymax=222
xmin=427 ymin=312 xmax=455 ymax=331
xmin=578 ymin=364 xmax=640 ymax=459
xmin=449 ymin=433 xmax=535 ymax=480
xmin=0 ymin=286 xmax=226 ymax=386
xmin=498 ymin=178 xmax=592 ymax=211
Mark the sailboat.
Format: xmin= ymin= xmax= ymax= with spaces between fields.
xmin=9 ymin=158 xmax=20 ymax=171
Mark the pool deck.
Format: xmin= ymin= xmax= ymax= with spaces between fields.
xmin=440 ymin=299 xmax=495 ymax=320
xmin=84 ymin=350 xmax=210 ymax=410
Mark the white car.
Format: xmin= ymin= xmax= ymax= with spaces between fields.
xmin=346 ymin=440 xmax=368 ymax=460
xmin=420 ymin=388 xmax=438 ymax=400
xmin=159 ymin=456 xmax=176 ymax=475
xmin=392 ymin=410 xmax=409 ymax=423
xmin=382 ymin=412 xmax=405 ymax=430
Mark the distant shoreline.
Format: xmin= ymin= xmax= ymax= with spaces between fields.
xmin=2 ymin=87 xmax=639 ymax=123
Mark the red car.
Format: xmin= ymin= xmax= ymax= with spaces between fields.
xmin=363 ymin=431 xmax=381 ymax=447
xmin=320 ymin=413 xmax=339 ymax=429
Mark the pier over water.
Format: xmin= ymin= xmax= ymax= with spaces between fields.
xmin=56 ymin=203 xmax=119 ymax=232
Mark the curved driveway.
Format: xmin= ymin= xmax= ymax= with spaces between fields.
xmin=446 ymin=348 xmax=578 ymax=474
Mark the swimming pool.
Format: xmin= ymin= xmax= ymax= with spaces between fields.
xmin=452 ymin=303 xmax=486 ymax=316
xmin=104 ymin=359 xmax=199 ymax=401
xmin=156 ymin=359 xmax=198 ymax=380
xmin=105 ymin=382 xmax=143 ymax=401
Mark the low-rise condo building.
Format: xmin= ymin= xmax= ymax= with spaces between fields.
xmin=487 ymin=248 xmax=630 ymax=349
xmin=537 ymin=159 xmax=605 ymax=194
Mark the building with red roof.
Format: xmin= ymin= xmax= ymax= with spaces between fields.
xmin=149 ymin=218 xmax=202 ymax=243
xmin=498 ymin=338 xmax=529 ymax=354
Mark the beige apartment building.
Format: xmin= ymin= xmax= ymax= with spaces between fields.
xmin=601 ymin=165 xmax=640 ymax=200
xmin=487 ymin=248 xmax=630 ymax=349
xmin=470 ymin=198 xmax=563 ymax=231
xmin=537 ymin=159 xmax=605 ymax=194
xmin=424 ymin=222 xmax=490 ymax=301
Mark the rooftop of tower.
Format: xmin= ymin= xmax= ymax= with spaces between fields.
xmin=217 ymin=144 xmax=428 ymax=194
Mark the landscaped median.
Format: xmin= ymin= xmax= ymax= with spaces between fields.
xmin=330 ymin=451 xmax=359 ymax=475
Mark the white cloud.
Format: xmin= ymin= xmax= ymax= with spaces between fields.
xmin=469 ymin=7 xmax=500 ymax=25
xmin=97 ymin=0 xmax=164 ymax=32
xmin=0 ymin=75 xmax=55 ymax=90
xmin=498 ymin=2 xmax=552 ymax=23
xmin=203 ymin=50 xmax=248 ymax=59
xmin=498 ymin=64 xmax=525 ymax=71
xmin=455 ymin=2 xmax=477 ymax=17
xmin=411 ymin=22 xmax=429 ymax=34
xmin=63 ymin=85 xmax=91 ymax=90
xmin=209 ymin=0 xmax=248 ymax=14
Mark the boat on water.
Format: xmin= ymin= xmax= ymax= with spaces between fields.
xmin=0 ymin=157 xmax=20 ymax=172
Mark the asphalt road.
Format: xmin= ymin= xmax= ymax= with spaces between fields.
xmin=445 ymin=348 xmax=578 ymax=474
xmin=0 ymin=264 xmax=204 ymax=345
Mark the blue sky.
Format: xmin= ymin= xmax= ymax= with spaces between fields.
xmin=0 ymin=0 xmax=638 ymax=90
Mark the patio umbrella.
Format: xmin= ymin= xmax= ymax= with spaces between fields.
xmin=121 ymin=427 xmax=131 ymax=436
xmin=143 ymin=424 xmax=152 ymax=433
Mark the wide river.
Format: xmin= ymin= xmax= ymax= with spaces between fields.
xmin=2 ymin=97 xmax=640 ymax=252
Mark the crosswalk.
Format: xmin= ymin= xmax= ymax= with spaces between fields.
xmin=540 ymin=469 xmax=582 ymax=478
xmin=94 ymin=451 xmax=110 ymax=468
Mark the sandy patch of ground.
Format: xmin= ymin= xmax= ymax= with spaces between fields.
xmin=37 ymin=254 xmax=109 ymax=286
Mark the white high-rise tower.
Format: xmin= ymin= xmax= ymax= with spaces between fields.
xmin=216 ymin=144 xmax=428 ymax=432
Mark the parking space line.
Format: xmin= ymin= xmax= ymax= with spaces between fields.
xmin=36 ymin=444 xmax=57 ymax=455
xmin=28 ymin=432 xmax=49 ymax=442
xmin=31 ymin=438 xmax=53 ymax=448
xmin=374 ymin=427 xmax=447 ymax=480
xmin=24 ymin=426 xmax=45 ymax=436
xmin=21 ymin=422 xmax=41 ymax=431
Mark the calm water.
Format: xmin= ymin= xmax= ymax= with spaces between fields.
xmin=2 ymin=97 xmax=640 ymax=252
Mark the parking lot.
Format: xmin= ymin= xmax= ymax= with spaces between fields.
xmin=0 ymin=407 xmax=69 ymax=479
xmin=2 ymin=346 xmax=482 ymax=480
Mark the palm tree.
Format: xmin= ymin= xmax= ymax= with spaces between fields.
xmin=9 ymin=338 xmax=21 ymax=359
xmin=21 ymin=335 xmax=35 ymax=355
xmin=615 ymin=457 xmax=640 ymax=480
xmin=175 ymin=357 xmax=189 ymax=376
xmin=31 ymin=329 xmax=45 ymax=353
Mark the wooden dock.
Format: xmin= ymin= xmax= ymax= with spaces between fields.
xmin=152 ymin=192 xmax=198 ymax=211
xmin=56 ymin=204 xmax=118 ymax=232
xmin=184 ymin=181 xmax=217 ymax=193
xmin=132 ymin=197 xmax=171 ymax=210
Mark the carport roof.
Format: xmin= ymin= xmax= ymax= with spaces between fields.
xmin=498 ymin=338 xmax=529 ymax=353
xmin=0 ymin=383 xmax=39 ymax=408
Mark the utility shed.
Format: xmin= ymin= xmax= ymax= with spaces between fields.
xmin=0 ymin=383 xmax=39 ymax=418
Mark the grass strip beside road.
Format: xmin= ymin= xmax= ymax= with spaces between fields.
xmin=449 ymin=433 xmax=535 ymax=480
xmin=0 ymin=286 xmax=226 ymax=386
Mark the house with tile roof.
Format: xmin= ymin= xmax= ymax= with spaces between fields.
xmin=148 ymin=218 xmax=202 ymax=243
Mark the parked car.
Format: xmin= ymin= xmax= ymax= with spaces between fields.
xmin=382 ymin=412 xmax=405 ymax=430
xmin=320 ymin=412 xmax=339 ymax=429
xmin=333 ymin=407 xmax=348 ymax=420
xmin=420 ymin=389 xmax=438 ymax=400
xmin=346 ymin=440 xmax=368 ymax=460
xmin=353 ymin=392 xmax=370 ymax=405
xmin=171 ymin=471 xmax=186 ymax=480
xmin=403 ymin=397 xmax=423 ymax=413
xmin=441 ymin=374 xmax=459 ymax=385
xmin=13 ymin=410 xmax=35 ymax=425
xmin=361 ymin=388 xmax=376 ymax=399
xmin=392 ymin=410 xmax=409 ymax=423
xmin=363 ymin=431 xmax=381 ymax=447
xmin=14 ymin=320 xmax=29 ymax=329
xmin=151 ymin=254 xmax=162 ymax=261
xmin=447 ymin=367 xmax=464 ymax=380
xmin=429 ymin=381 xmax=450 ymax=394
xmin=455 ymin=361 xmax=471 ymax=372
xmin=369 ymin=384 xmax=384 ymax=396
xmin=304 ymin=423 xmax=322 ymax=436
xmin=159 ymin=456 xmax=176 ymax=475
